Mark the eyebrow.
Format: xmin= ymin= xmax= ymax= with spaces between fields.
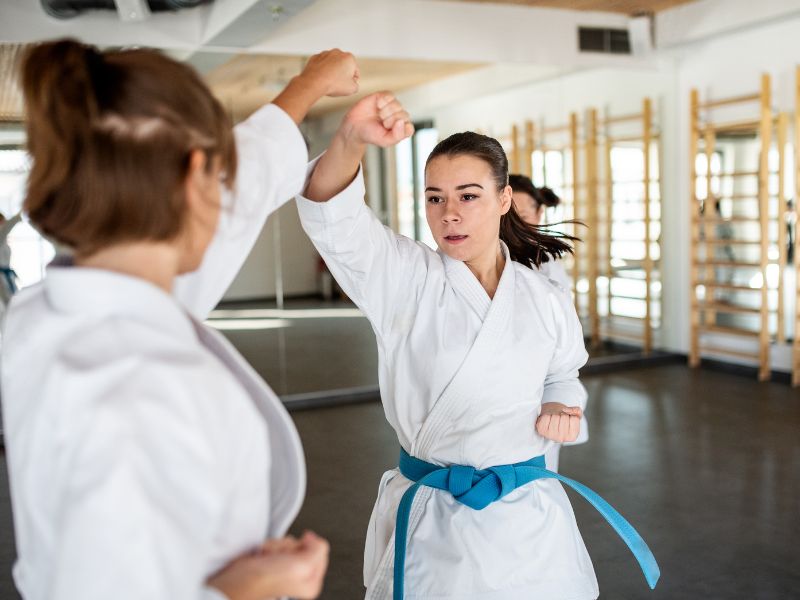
xmin=424 ymin=183 xmax=484 ymax=192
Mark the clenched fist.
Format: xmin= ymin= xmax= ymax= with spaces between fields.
xmin=535 ymin=402 xmax=582 ymax=443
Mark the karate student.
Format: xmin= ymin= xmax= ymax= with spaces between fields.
xmin=297 ymin=94 xmax=658 ymax=599
xmin=1 ymin=39 xmax=359 ymax=600
xmin=508 ymin=174 xmax=571 ymax=290
xmin=509 ymin=173 xmax=588 ymax=472
xmin=0 ymin=211 xmax=22 ymax=308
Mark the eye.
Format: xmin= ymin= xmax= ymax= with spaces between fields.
xmin=461 ymin=194 xmax=478 ymax=201
xmin=427 ymin=196 xmax=444 ymax=204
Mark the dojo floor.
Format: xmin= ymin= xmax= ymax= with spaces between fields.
xmin=0 ymin=302 xmax=798 ymax=599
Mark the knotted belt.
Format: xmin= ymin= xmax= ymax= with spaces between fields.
xmin=393 ymin=448 xmax=660 ymax=599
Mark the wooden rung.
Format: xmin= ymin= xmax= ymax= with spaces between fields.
xmin=699 ymin=119 xmax=761 ymax=133
xmin=608 ymin=293 xmax=648 ymax=301
xmin=698 ymin=93 xmax=760 ymax=109
xmin=699 ymin=325 xmax=760 ymax=338
xmin=694 ymin=282 xmax=764 ymax=292
xmin=693 ymin=261 xmax=763 ymax=268
xmin=695 ymin=302 xmax=762 ymax=314
xmin=691 ymin=239 xmax=762 ymax=246
xmin=698 ymin=344 xmax=760 ymax=361
xmin=716 ymin=171 xmax=759 ymax=178
xmin=692 ymin=216 xmax=763 ymax=223
xmin=600 ymin=328 xmax=646 ymax=342
xmin=602 ymin=314 xmax=647 ymax=323
xmin=608 ymin=134 xmax=661 ymax=143
xmin=603 ymin=112 xmax=643 ymax=125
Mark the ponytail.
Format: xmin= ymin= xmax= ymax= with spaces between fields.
xmin=500 ymin=202 xmax=579 ymax=267
xmin=533 ymin=186 xmax=560 ymax=208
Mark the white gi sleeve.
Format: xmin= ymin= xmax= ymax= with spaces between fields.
xmin=49 ymin=363 xmax=227 ymax=600
xmin=542 ymin=285 xmax=589 ymax=415
xmin=175 ymin=104 xmax=308 ymax=320
xmin=295 ymin=158 xmax=426 ymax=335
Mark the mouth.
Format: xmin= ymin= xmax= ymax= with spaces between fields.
xmin=443 ymin=234 xmax=468 ymax=245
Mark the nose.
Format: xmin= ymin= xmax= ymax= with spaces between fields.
xmin=442 ymin=201 xmax=461 ymax=223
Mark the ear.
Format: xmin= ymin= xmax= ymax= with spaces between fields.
xmin=499 ymin=184 xmax=513 ymax=215
xmin=183 ymin=149 xmax=208 ymax=211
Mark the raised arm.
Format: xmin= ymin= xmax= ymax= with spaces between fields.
xmin=174 ymin=50 xmax=360 ymax=319
xmin=296 ymin=93 xmax=422 ymax=333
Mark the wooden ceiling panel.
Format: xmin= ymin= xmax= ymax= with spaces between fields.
xmin=204 ymin=55 xmax=484 ymax=121
xmin=0 ymin=44 xmax=25 ymax=123
xmin=453 ymin=0 xmax=698 ymax=14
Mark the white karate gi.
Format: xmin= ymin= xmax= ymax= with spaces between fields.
xmin=538 ymin=257 xmax=571 ymax=294
xmin=1 ymin=105 xmax=308 ymax=600
xmin=297 ymin=164 xmax=599 ymax=600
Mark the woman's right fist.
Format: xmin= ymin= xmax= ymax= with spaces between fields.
xmin=300 ymin=49 xmax=359 ymax=97
xmin=207 ymin=531 xmax=330 ymax=600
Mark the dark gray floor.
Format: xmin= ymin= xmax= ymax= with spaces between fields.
xmin=289 ymin=364 xmax=800 ymax=600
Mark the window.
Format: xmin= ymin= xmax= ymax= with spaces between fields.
xmin=395 ymin=122 xmax=437 ymax=248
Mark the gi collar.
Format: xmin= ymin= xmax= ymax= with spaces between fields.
xmin=44 ymin=262 xmax=197 ymax=343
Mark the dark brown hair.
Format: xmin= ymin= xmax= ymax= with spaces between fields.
xmin=426 ymin=132 xmax=578 ymax=267
xmin=21 ymin=39 xmax=236 ymax=256
xmin=508 ymin=174 xmax=560 ymax=209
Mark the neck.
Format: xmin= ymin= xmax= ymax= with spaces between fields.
xmin=465 ymin=242 xmax=506 ymax=299
xmin=76 ymin=242 xmax=181 ymax=293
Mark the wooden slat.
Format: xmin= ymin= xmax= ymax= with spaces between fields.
xmin=698 ymin=344 xmax=760 ymax=361
xmin=692 ymin=261 xmax=764 ymax=268
xmin=695 ymin=282 xmax=765 ymax=292
xmin=699 ymin=119 xmax=760 ymax=134
xmin=716 ymin=170 xmax=760 ymax=178
xmin=603 ymin=112 xmax=642 ymax=125
xmin=570 ymin=112 xmax=581 ymax=305
xmin=776 ymin=112 xmax=788 ymax=344
xmin=699 ymin=325 xmax=760 ymax=338
xmin=695 ymin=302 xmax=762 ymax=315
xmin=607 ymin=133 xmax=661 ymax=143
xmin=698 ymin=93 xmax=760 ymax=109
xmin=587 ymin=108 xmax=600 ymax=346
xmin=642 ymin=98 xmax=653 ymax=354
xmin=691 ymin=238 xmax=761 ymax=246
xmin=757 ymin=73 xmax=772 ymax=381
xmin=689 ymin=87 xmax=701 ymax=368
xmin=523 ymin=120 xmax=534 ymax=178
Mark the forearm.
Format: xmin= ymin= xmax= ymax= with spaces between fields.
xmin=304 ymin=130 xmax=366 ymax=202
xmin=271 ymin=74 xmax=328 ymax=125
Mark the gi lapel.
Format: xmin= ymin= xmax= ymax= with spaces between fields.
xmin=411 ymin=243 xmax=516 ymax=461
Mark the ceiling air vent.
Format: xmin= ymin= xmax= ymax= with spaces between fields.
xmin=41 ymin=0 xmax=211 ymax=20
xmin=578 ymin=26 xmax=631 ymax=55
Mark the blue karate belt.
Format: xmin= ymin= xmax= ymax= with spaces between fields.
xmin=0 ymin=267 xmax=17 ymax=294
xmin=394 ymin=448 xmax=660 ymax=600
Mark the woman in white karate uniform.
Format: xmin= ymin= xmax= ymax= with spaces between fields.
xmin=297 ymin=95 xmax=658 ymax=599
xmin=1 ymin=40 xmax=359 ymax=600
xmin=509 ymin=173 xmax=588 ymax=473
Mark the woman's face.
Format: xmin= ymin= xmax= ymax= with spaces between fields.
xmin=424 ymin=154 xmax=512 ymax=264
xmin=512 ymin=190 xmax=543 ymax=226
